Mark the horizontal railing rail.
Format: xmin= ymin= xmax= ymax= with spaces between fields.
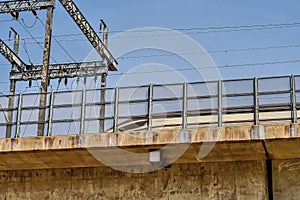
xmin=0 ymin=74 xmax=299 ymax=138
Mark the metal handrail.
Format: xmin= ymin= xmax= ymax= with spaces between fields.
xmin=0 ymin=74 xmax=298 ymax=138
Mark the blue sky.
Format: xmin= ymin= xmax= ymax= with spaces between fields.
xmin=0 ymin=0 xmax=300 ymax=92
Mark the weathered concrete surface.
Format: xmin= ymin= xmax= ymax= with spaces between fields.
xmin=0 ymin=123 xmax=299 ymax=199
xmin=0 ymin=123 xmax=299 ymax=170
xmin=0 ymin=141 xmax=267 ymax=170
xmin=273 ymin=159 xmax=300 ymax=200
xmin=0 ymin=161 xmax=267 ymax=200
xmin=1 ymin=124 xmax=298 ymax=152
xmin=265 ymin=138 xmax=300 ymax=159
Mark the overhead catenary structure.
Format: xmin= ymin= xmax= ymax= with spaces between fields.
xmin=0 ymin=39 xmax=110 ymax=80
xmin=0 ymin=0 xmax=118 ymax=137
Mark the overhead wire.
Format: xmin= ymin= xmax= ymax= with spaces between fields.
xmin=20 ymin=17 xmax=38 ymax=29
xmin=66 ymin=79 xmax=77 ymax=135
xmin=1 ymin=20 xmax=299 ymax=67
xmin=0 ymin=19 xmax=14 ymax=23
xmin=108 ymin=59 xmax=300 ymax=77
xmin=4 ymin=39 xmax=300 ymax=61
xmin=1 ymin=19 xmax=299 ymax=30
xmin=2 ymin=20 xmax=300 ymax=60
xmin=85 ymin=78 xmax=97 ymax=131
xmin=1 ymin=21 xmax=300 ymax=43
xmin=17 ymin=18 xmax=59 ymax=63
xmin=0 ymin=103 xmax=8 ymax=123
xmin=1 ymin=20 xmax=300 ymax=90
xmin=37 ymin=17 xmax=77 ymax=63
xmin=21 ymin=81 xmax=40 ymax=137
xmin=118 ymin=44 xmax=300 ymax=60
xmin=22 ymin=39 xmax=34 ymax=65
xmin=109 ymin=25 xmax=300 ymax=40
xmin=107 ymin=22 xmax=300 ymax=33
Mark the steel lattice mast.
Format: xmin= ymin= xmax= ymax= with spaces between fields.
xmin=0 ymin=0 xmax=118 ymax=137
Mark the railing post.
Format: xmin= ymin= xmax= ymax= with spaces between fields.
xmin=99 ymin=73 xmax=107 ymax=133
xmin=15 ymin=93 xmax=22 ymax=138
xmin=113 ymin=87 xmax=119 ymax=133
xmin=47 ymin=91 xmax=54 ymax=136
xmin=182 ymin=82 xmax=188 ymax=130
xmin=251 ymin=77 xmax=264 ymax=139
xmin=253 ymin=78 xmax=259 ymax=125
xmin=290 ymin=75 xmax=297 ymax=124
xmin=80 ymin=89 xmax=86 ymax=134
xmin=147 ymin=84 xmax=153 ymax=132
xmin=6 ymin=80 xmax=16 ymax=138
xmin=218 ymin=80 xmax=222 ymax=127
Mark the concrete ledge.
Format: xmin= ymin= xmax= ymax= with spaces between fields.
xmin=0 ymin=123 xmax=299 ymax=170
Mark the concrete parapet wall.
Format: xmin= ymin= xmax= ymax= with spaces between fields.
xmin=0 ymin=161 xmax=268 ymax=200
xmin=0 ymin=160 xmax=298 ymax=199
xmin=0 ymin=124 xmax=299 ymax=170
xmin=273 ymin=159 xmax=300 ymax=200
xmin=0 ymin=124 xmax=298 ymax=152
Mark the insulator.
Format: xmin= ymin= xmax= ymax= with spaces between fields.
xmin=32 ymin=9 xmax=38 ymax=17
xmin=10 ymin=11 xmax=19 ymax=20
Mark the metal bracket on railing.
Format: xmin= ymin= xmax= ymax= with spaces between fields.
xmin=251 ymin=125 xmax=264 ymax=139
xmin=289 ymin=123 xmax=297 ymax=137
xmin=179 ymin=129 xmax=190 ymax=143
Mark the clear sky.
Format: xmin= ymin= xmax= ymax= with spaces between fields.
xmin=0 ymin=0 xmax=300 ymax=93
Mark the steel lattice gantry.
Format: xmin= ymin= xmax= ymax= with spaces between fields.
xmin=0 ymin=39 xmax=108 ymax=81
xmin=0 ymin=39 xmax=27 ymax=72
xmin=0 ymin=0 xmax=118 ymax=77
xmin=0 ymin=0 xmax=55 ymax=13
xmin=0 ymin=0 xmax=118 ymax=137
xmin=59 ymin=0 xmax=118 ymax=71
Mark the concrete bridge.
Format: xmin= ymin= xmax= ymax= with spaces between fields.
xmin=0 ymin=75 xmax=300 ymax=199
xmin=0 ymin=123 xmax=299 ymax=199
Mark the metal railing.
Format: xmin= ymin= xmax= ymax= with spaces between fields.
xmin=0 ymin=74 xmax=299 ymax=138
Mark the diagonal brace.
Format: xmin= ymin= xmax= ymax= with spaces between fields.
xmin=59 ymin=0 xmax=118 ymax=71
xmin=0 ymin=39 xmax=27 ymax=72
